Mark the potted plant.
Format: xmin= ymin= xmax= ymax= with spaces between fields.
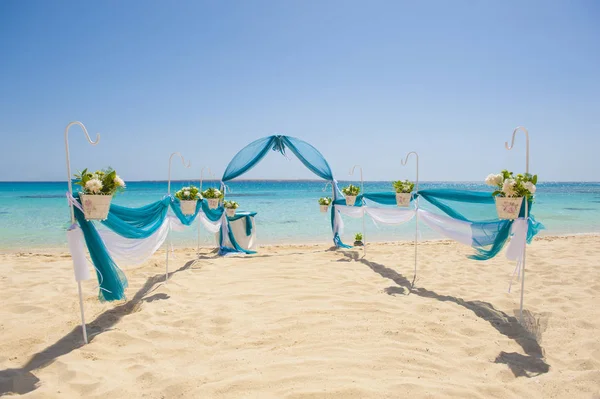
xmin=485 ymin=170 xmax=537 ymax=220
xmin=74 ymin=168 xmax=125 ymax=221
xmin=202 ymin=187 xmax=222 ymax=209
xmin=223 ymin=200 xmax=239 ymax=217
xmin=342 ymin=184 xmax=360 ymax=206
xmin=392 ymin=180 xmax=414 ymax=207
xmin=175 ymin=185 xmax=201 ymax=215
xmin=318 ymin=197 xmax=332 ymax=212
xmin=354 ymin=232 xmax=363 ymax=246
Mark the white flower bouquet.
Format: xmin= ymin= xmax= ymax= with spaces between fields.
xmin=486 ymin=170 xmax=537 ymax=220
xmin=74 ymin=168 xmax=125 ymax=220
xmin=175 ymin=185 xmax=201 ymax=215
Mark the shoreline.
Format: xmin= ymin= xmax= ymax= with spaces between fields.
xmin=3 ymin=232 xmax=599 ymax=255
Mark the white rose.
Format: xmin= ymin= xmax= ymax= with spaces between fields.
xmin=485 ymin=174 xmax=496 ymax=186
xmin=502 ymin=179 xmax=516 ymax=197
xmin=524 ymin=181 xmax=536 ymax=194
xmin=183 ymin=190 xmax=190 ymax=197
xmin=114 ymin=176 xmax=125 ymax=187
xmin=494 ymin=173 xmax=504 ymax=186
xmin=85 ymin=178 xmax=103 ymax=194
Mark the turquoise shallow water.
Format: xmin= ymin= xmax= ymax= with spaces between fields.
xmin=0 ymin=180 xmax=599 ymax=251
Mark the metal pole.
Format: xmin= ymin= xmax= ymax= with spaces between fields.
xmin=350 ymin=165 xmax=366 ymax=257
xmin=505 ymin=126 xmax=530 ymax=323
xmin=166 ymin=152 xmax=191 ymax=282
xmin=402 ymin=152 xmax=419 ymax=287
xmin=198 ymin=167 xmax=213 ymax=256
xmin=65 ymin=121 xmax=100 ymax=344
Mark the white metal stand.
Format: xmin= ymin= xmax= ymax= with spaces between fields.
xmin=165 ymin=152 xmax=191 ymax=282
xmin=505 ymin=126 xmax=530 ymax=323
xmin=65 ymin=121 xmax=100 ymax=344
xmin=349 ymin=165 xmax=366 ymax=257
xmin=401 ymin=152 xmax=419 ymax=287
xmin=197 ymin=166 xmax=213 ymax=256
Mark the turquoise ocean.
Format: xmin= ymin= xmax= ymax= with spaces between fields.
xmin=0 ymin=180 xmax=599 ymax=251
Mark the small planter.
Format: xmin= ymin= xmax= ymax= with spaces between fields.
xmin=495 ymin=197 xmax=523 ymax=220
xmin=354 ymin=241 xmax=364 ymax=247
xmin=226 ymin=208 xmax=236 ymax=217
xmin=345 ymin=195 xmax=357 ymax=206
xmin=79 ymin=193 xmax=112 ymax=221
xmin=395 ymin=193 xmax=411 ymax=207
xmin=320 ymin=204 xmax=329 ymax=213
xmin=207 ymin=198 xmax=220 ymax=209
xmin=180 ymin=200 xmax=197 ymax=216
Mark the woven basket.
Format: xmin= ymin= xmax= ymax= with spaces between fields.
xmin=226 ymin=208 xmax=236 ymax=217
xmin=320 ymin=204 xmax=329 ymax=213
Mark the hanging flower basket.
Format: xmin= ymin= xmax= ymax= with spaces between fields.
xmin=495 ymin=197 xmax=523 ymax=220
xmin=341 ymin=185 xmax=360 ymax=207
xmin=318 ymin=197 xmax=331 ymax=212
xmin=226 ymin=208 xmax=236 ymax=217
xmin=180 ymin=200 xmax=197 ymax=216
xmin=79 ymin=194 xmax=113 ymax=221
xmin=395 ymin=193 xmax=411 ymax=207
xmin=345 ymin=195 xmax=357 ymax=206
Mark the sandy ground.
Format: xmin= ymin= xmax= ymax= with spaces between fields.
xmin=1 ymin=235 xmax=599 ymax=398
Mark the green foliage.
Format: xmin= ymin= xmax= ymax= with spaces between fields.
xmin=174 ymin=185 xmax=200 ymax=201
xmin=486 ymin=169 xmax=538 ymax=200
xmin=354 ymin=232 xmax=363 ymax=242
xmin=74 ymin=167 xmax=125 ymax=196
xmin=223 ymin=200 xmax=239 ymax=209
xmin=342 ymin=184 xmax=360 ymax=196
xmin=392 ymin=180 xmax=414 ymax=193
xmin=202 ymin=187 xmax=222 ymax=199
xmin=318 ymin=197 xmax=332 ymax=206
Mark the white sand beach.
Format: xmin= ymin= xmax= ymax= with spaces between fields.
xmin=1 ymin=235 xmax=599 ymax=398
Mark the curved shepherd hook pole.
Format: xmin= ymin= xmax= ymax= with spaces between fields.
xmin=197 ymin=166 xmax=214 ymax=257
xmin=165 ymin=152 xmax=191 ymax=283
xmin=349 ymin=165 xmax=366 ymax=257
xmin=64 ymin=121 xmax=100 ymax=345
xmin=167 ymin=152 xmax=191 ymax=194
xmin=505 ymin=126 xmax=530 ymax=324
xmin=401 ymin=151 xmax=419 ymax=288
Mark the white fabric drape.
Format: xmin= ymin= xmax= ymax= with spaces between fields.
xmin=218 ymin=215 xmax=257 ymax=251
xmin=418 ymin=209 xmax=474 ymax=246
xmin=334 ymin=205 xmax=416 ymax=235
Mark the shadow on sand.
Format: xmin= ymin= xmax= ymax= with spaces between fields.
xmin=0 ymin=260 xmax=195 ymax=396
xmin=338 ymin=250 xmax=550 ymax=378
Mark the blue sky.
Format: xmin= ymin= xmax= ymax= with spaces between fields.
xmin=1 ymin=0 xmax=598 ymax=182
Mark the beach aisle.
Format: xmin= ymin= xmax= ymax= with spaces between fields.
xmin=0 ymin=236 xmax=599 ymax=398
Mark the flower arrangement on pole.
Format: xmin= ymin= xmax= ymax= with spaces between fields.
xmin=342 ymin=184 xmax=360 ymax=206
xmin=486 ymin=170 xmax=537 ymax=220
xmin=175 ymin=185 xmax=201 ymax=215
xmin=74 ymin=168 xmax=125 ymax=220
xmin=202 ymin=187 xmax=222 ymax=210
xmin=318 ymin=197 xmax=332 ymax=212
xmin=392 ymin=180 xmax=414 ymax=207
xmin=223 ymin=200 xmax=239 ymax=217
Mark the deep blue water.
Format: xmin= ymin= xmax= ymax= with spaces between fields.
xmin=0 ymin=180 xmax=599 ymax=250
